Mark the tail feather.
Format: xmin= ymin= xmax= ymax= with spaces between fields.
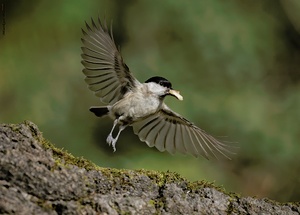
xmin=89 ymin=106 xmax=109 ymax=117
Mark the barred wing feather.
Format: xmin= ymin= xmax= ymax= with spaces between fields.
xmin=81 ymin=18 xmax=140 ymax=104
xmin=132 ymin=104 xmax=233 ymax=159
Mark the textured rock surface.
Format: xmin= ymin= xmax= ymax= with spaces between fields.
xmin=0 ymin=121 xmax=299 ymax=214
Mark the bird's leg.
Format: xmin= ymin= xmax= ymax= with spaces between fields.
xmin=111 ymin=125 xmax=127 ymax=152
xmin=106 ymin=117 xmax=128 ymax=151
xmin=106 ymin=119 xmax=118 ymax=146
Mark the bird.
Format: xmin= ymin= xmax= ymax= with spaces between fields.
xmin=81 ymin=17 xmax=233 ymax=159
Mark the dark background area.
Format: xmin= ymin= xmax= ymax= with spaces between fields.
xmin=0 ymin=0 xmax=299 ymax=202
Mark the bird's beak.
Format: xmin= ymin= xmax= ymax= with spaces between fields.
xmin=169 ymin=89 xmax=183 ymax=100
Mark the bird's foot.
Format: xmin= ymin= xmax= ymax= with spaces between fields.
xmin=111 ymin=140 xmax=117 ymax=152
xmin=106 ymin=134 xmax=117 ymax=152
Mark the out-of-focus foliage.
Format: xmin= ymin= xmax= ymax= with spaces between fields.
xmin=0 ymin=0 xmax=299 ymax=202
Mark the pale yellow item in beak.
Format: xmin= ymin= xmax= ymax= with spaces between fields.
xmin=169 ymin=89 xmax=183 ymax=100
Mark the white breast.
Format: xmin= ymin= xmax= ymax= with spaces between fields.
xmin=111 ymin=83 xmax=164 ymax=121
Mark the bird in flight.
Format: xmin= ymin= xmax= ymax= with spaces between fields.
xmin=81 ymin=17 xmax=233 ymax=159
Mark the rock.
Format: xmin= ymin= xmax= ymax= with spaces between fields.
xmin=0 ymin=121 xmax=299 ymax=214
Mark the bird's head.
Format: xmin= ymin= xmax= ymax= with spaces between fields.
xmin=145 ymin=76 xmax=183 ymax=100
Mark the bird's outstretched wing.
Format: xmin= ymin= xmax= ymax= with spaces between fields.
xmin=81 ymin=17 xmax=140 ymax=104
xmin=132 ymin=104 xmax=233 ymax=159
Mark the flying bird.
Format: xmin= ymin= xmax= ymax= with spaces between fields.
xmin=81 ymin=18 xmax=233 ymax=159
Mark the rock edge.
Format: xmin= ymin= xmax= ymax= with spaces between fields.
xmin=0 ymin=121 xmax=299 ymax=214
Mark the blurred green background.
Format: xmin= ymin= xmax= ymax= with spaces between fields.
xmin=1 ymin=0 xmax=299 ymax=202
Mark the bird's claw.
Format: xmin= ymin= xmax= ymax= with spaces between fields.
xmin=112 ymin=142 xmax=117 ymax=152
xmin=106 ymin=134 xmax=117 ymax=152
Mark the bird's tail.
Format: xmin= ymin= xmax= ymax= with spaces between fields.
xmin=89 ymin=106 xmax=109 ymax=117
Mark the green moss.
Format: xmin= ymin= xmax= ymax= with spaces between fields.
xmin=39 ymin=134 xmax=228 ymax=195
xmin=5 ymin=121 xmax=298 ymax=214
xmin=188 ymin=180 xmax=216 ymax=191
xmin=149 ymin=199 xmax=164 ymax=208
xmin=34 ymin=198 xmax=53 ymax=212
xmin=21 ymin=121 xmax=94 ymax=171
xmin=25 ymin=119 xmax=229 ymax=199
xmin=22 ymin=119 xmax=228 ymax=196
xmin=41 ymin=137 xmax=100 ymax=171
xmin=142 ymin=170 xmax=183 ymax=186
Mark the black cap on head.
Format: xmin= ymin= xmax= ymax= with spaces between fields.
xmin=145 ymin=76 xmax=172 ymax=89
